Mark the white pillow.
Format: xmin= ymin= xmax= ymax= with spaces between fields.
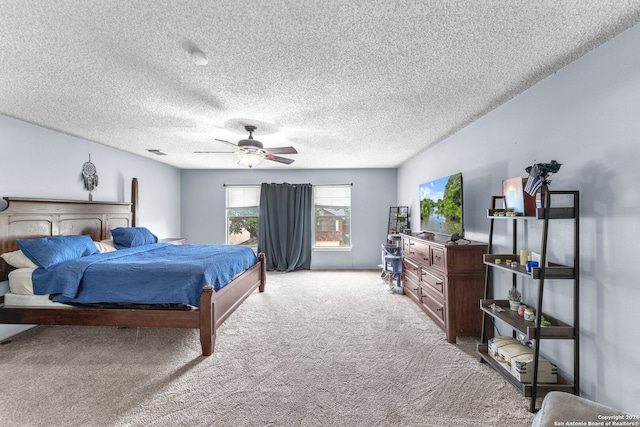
xmin=1 ymin=250 xmax=38 ymax=269
xmin=8 ymin=267 xmax=36 ymax=295
xmin=94 ymin=240 xmax=117 ymax=253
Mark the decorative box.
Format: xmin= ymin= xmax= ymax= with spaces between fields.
xmin=487 ymin=336 xmax=520 ymax=360
xmin=510 ymin=353 xmax=558 ymax=383
xmin=488 ymin=336 xmax=558 ymax=383
xmin=496 ymin=342 xmax=532 ymax=365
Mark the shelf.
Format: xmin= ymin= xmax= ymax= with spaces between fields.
xmin=388 ymin=206 xmax=409 ymax=235
xmin=482 ymin=191 xmax=579 ymax=411
xmin=480 ymin=300 xmax=574 ymax=339
xmin=487 ymin=207 xmax=576 ymax=220
xmin=477 ymin=345 xmax=575 ymax=397
xmin=483 ymin=254 xmax=575 ymax=279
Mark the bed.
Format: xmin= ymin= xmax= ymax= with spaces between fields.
xmin=0 ymin=180 xmax=266 ymax=356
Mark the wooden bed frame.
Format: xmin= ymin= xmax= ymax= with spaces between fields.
xmin=0 ymin=180 xmax=266 ymax=356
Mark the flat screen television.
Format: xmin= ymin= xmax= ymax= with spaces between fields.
xmin=419 ymin=172 xmax=463 ymax=236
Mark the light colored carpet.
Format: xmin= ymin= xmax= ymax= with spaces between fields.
xmin=0 ymin=270 xmax=536 ymax=426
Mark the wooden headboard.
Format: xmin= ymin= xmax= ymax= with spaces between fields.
xmin=0 ymin=179 xmax=137 ymax=281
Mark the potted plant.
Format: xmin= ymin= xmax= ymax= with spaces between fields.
xmin=508 ymin=287 xmax=522 ymax=311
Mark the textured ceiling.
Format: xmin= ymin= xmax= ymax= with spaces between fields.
xmin=2 ymin=1 xmax=640 ymax=169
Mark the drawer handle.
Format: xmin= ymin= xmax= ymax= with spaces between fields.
xmin=436 ymin=307 xmax=443 ymax=311
xmin=423 ymin=257 xmax=429 ymax=261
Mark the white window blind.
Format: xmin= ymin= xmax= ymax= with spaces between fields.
xmin=226 ymin=186 xmax=260 ymax=208
xmin=314 ymin=186 xmax=350 ymax=206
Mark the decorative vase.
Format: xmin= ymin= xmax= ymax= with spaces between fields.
xmin=509 ymin=300 xmax=520 ymax=311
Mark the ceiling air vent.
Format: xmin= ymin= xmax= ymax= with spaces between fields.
xmin=147 ymin=149 xmax=167 ymax=156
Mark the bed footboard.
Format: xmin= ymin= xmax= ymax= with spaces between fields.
xmin=199 ymin=252 xmax=266 ymax=356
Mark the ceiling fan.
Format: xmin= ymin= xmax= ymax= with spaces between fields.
xmin=195 ymin=125 xmax=297 ymax=168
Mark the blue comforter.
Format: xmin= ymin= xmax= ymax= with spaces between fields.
xmin=32 ymin=244 xmax=258 ymax=307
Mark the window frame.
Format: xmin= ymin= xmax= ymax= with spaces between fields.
xmin=225 ymin=185 xmax=260 ymax=248
xmin=313 ymin=185 xmax=352 ymax=251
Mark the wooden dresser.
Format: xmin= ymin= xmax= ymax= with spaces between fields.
xmin=401 ymin=233 xmax=487 ymax=343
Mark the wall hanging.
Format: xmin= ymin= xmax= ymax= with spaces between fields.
xmin=81 ymin=154 xmax=98 ymax=200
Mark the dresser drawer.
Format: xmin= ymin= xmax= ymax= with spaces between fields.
xmin=431 ymin=247 xmax=445 ymax=271
xmin=403 ymin=274 xmax=419 ymax=298
xmin=412 ymin=242 xmax=430 ymax=264
xmin=402 ymin=237 xmax=412 ymax=253
xmin=419 ymin=287 xmax=446 ymax=325
xmin=420 ymin=267 xmax=444 ymax=297
xmin=403 ymin=257 xmax=420 ymax=281
xmin=404 ymin=237 xmax=429 ymax=261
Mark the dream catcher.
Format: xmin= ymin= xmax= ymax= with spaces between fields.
xmin=81 ymin=154 xmax=99 ymax=200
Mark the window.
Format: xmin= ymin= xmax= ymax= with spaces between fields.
xmin=314 ymin=185 xmax=351 ymax=248
xmin=226 ymin=186 xmax=260 ymax=247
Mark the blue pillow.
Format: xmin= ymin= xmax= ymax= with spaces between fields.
xmin=17 ymin=234 xmax=100 ymax=269
xmin=110 ymin=227 xmax=158 ymax=249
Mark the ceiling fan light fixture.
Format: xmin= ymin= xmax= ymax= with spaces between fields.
xmin=199 ymin=124 xmax=296 ymax=167
xmin=237 ymin=152 xmax=265 ymax=168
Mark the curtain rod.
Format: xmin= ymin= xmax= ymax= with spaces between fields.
xmin=223 ymin=183 xmax=353 ymax=187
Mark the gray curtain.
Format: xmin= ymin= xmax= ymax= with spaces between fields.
xmin=258 ymin=182 xmax=312 ymax=272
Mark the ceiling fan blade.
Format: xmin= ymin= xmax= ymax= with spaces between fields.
xmin=262 ymin=146 xmax=297 ymax=155
xmin=215 ymin=138 xmax=239 ymax=148
xmin=265 ymin=154 xmax=295 ymax=164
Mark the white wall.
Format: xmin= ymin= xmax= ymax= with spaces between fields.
xmin=181 ymin=168 xmax=397 ymax=269
xmin=398 ymin=23 xmax=640 ymax=414
xmin=0 ymin=115 xmax=182 ymax=339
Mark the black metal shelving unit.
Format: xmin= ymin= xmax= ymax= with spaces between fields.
xmin=387 ymin=206 xmax=409 ymax=235
xmin=478 ymin=190 xmax=580 ymax=412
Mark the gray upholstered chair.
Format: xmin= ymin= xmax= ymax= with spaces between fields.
xmin=532 ymin=391 xmax=630 ymax=427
